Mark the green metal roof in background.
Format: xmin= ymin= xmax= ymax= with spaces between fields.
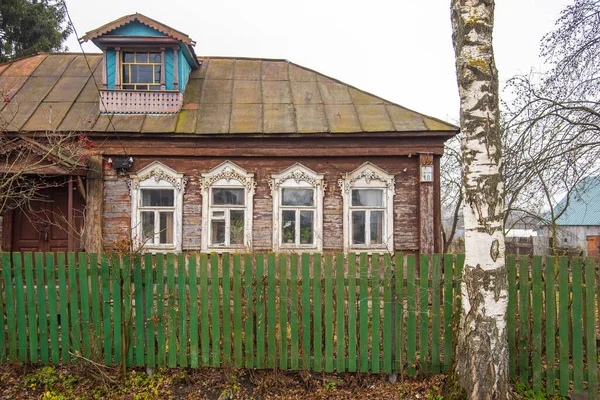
xmin=0 ymin=53 xmax=458 ymax=135
xmin=552 ymin=176 xmax=600 ymax=226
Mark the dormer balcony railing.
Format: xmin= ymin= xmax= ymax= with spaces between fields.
xmin=100 ymin=89 xmax=183 ymax=114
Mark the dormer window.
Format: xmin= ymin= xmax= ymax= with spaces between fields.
xmin=122 ymin=51 xmax=162 ymax=90
xmin=81 ymin=13 xmax=199 ymax=114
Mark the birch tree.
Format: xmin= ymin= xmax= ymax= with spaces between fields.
xmin=450 ymin=0 xmax=509 ymax=398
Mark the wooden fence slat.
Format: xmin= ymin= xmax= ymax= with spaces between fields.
xmin=58 ymin=252 xmax=70 ymax=363
xmin=146 ymin=253 xmax=156 ymax=369
xmin=24 ymin=253 xmax=37 ymax=363
xmin=244 ymin=253 xmax=254 ymax=369
xmin=419 ymin=254 xmax=429 ymax=374
xmin=13 ymin=252 xmax=27 ymax=362
xmin=431 ymin=253 xmax=441 ymax=375
xmin=100 ymin=253 xmax=110 ymax=365
xmin=2 ymin=253 xmax=16 ymax=362
xmin=279 ymin=253 xmax=289 ymax=370
xmin=133 ymin=254 xmax=144 ymax=367
xmin=558 ymin=256 xmax=569 ymax=397
xmin=156 ymin=254 xmax=166 ymax=367
xmin=189 ymin=253 xmax=199 ymax=368
xmin=372 ymin=253 xmax=381 ymax=374
xmin=545 ymin=256 xmax=556 ymax=394
xmin=531 ymin=255 xmax=542 ymax=392
xmin=46 ymin=253 xmax=59 ymax=364
xmin=395 ymin=253 xmax=404 ymax=376
xmin=167 ymin=253 xmax=177 ymax=368
xmin=255 ymin=253 xmax=265 ymax=369
xmin=383 ymin=254 xmax=392 ymax=374
xmin=267 ymin=253 xmax=276 ymax=369
xmin=359 ymin=253 xmax=369 ymax=373
xmin=199 ymin=253 xmax=209 ymax=367
xmin=178 ymin=253 xmax=188 ymax=368
xmin=518 ymin=256 xmax=530 ymax=383
xmin=406 ymin=254 xmax=416 ymax=376
xmin=290 ymin=253 xmax=299 ymax=370
xmin=324 ymin=253 xmax=333 ymax=373
xmin=301 ymin=253 xmax=311 ymax=370
xmin=507 ymin=255 xmax=517 ymax=378
xmin=222 ymin=253 xmax=231 ymax=366
xmin=585 ymin=257 xmax=598 ymax=398
xmin=313 ymin=254 xmax=323 ymax=372
xmin=67 ymin=253 xmax=81 ymax=359
xmin=88 ymin=253 xmax=100 ymax=364
xmin=0 ymin=255 xmax=5 ymax=363
xmin=78 ymin=253 xmax=91 ymax=360
xmin=571 ymin=258 xmax=584 ymax=394
xmin=123 ymin=255 xmax=133 ymax=367
xmin=35 ymin=253 xmax=48 ymax=363
xmin=112 ymin=254 xmax=122 ymax=366
xmin=233 ymin=253 xmax=243 ymax=368
xmin=335 ymin=252 xmax=345 ymax=372
xmin=443 ymin=254 xmax=454 ymax=372
xmin=347 ymin=253 xmax=357 ymax=372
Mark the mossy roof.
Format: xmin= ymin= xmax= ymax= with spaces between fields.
xmin=0 ymin=53 xmax=458 ymax=135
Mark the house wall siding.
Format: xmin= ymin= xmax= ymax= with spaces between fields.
xmin=101 ymin=155 xmax=426 ymax=252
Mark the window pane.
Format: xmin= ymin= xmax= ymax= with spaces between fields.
xmin=212 ymin=211 xmax=225 ymax=218
xmin=136 ymin=85 xmax=148 ymax=90
xmin=123 ymin=85 xmax=134 ymax=90
xmin=370 ymin=210 xmax=384 ymax=245
xmin=212 ymin=188 xmax=245 ymax=205
xmin=150 ymin=52 xmax=161 ymax=63
xmin=230 ymin=210 xmax=245 ymax=245
xmin=211 ymin=219 xmax=225 ymax=245
xmin=282 ymin=188 xmax=314 ymax=206
xmin=159 ymin=212 xmax=174 ymax=244
xmin=131 ymin=65 xmax=153 ymax=83
xmin=135 ymin=52 xmax=148 ymax=63
xmin=282 ymin=210 xmax=296 ymax=244
xmin=141 ymin=211 xmax=155 ymax=245
xmin=299 ymin=210 xmax=314 ymax=245
xmin=123 ymin=52 xmax=134 ymax=63
xmin=123 ymin=66 xmax=130 ymax=83
xmin=352 ymin=189 xmax=383 ymax=207
xmin=352 ymin=211 xmax=366 ymax=245
xmin=141 ymin=189 xmax=174 ymax=207
xmin=154 ymin=66 xmax=161 ymax=83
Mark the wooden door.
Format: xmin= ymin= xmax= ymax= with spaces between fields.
xmin=587 ymin=235 xmax=600 ymax=257
xmin=11 ymin=185 xmax=84 ymax=253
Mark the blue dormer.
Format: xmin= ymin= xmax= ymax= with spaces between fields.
xmin=81 ymin=14 xmax=199 ymax=114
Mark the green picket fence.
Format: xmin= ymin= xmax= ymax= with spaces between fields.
xmin=0 ymin=252 xmax=598 ymax=397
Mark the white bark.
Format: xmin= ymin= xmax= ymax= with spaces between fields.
xmin=450 ymin=0 xmax=510 ymax=398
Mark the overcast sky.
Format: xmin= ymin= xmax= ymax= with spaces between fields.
xmin=63 ymin=0 xmax=571 ymax=123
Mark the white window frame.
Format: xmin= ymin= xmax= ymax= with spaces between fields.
xmin=128 ymin=161 xmax=187 ymax=251
xmin=201 ymin=161 xmax=254 ymax=252
xmin=271 ymin=164 xmax=324 ymax=252
xmin=339 ymin=162 xmax=395 ymax=252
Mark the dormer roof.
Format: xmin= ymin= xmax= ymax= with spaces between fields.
xmin=80 ymin=13 xmax=195 ymax=46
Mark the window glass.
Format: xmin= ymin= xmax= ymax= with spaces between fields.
xmin=131 ymin=65 xmax=153 ymax=84
xmin=299 ymin=210 xmax=314 ymax=245
xmin=352 ymin=211 xmax=366 ymax=245
xmin=159 ymin=211 xmax=174 ymax=244
xmin=282 ymin=210 xmax=296 ymax=243
xmin=211 ymin=220 xmax=225 ymax=245
xmin=141 ymin=189 xmax=174 ymax=207
xmin=282 ymin=188 xmax=314 ymax=206
xmin=370 ymin=210 xmax=384 ymax=245
xmin=123 ymin=52 xmax=135 ymax=62
xmin=135 ymin=52 xmax=148 ymax=63
xmin=352 ymin=189 xmax=383 ymax=207
xmin=212 ymin=188 xmax=245 ymax=205
xmin=122 ymin=51 xmax=161 ymax=90
xmin=230 ymin=210 xmax=245 ymax=245
xmin=150 ymin=53 xmax=161 ymax=63
xmin=141 ymin=211 xmax=155 ymax=244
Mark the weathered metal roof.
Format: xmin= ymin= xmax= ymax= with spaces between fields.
xmin=550 ymin=176 xmax=600 ymax=226
xmin=0 ymin=54 xmax=458 ymax=135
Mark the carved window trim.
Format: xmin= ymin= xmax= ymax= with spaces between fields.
xmin=339 ymin=162 xmax=395 ymax=252
xmin=128 ymin=161 xmax=186 ymax=251
xmin=271 ymin=163 xmax=324 ymax=252
xmin=201 ymin=161 xmax=254 ymax=252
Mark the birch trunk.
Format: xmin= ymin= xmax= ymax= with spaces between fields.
xmin=450 ymin=0 xmax=510 ymax=398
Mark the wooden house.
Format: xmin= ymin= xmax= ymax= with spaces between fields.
xmin=0 ymin=14 xmax=458 ymax=254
